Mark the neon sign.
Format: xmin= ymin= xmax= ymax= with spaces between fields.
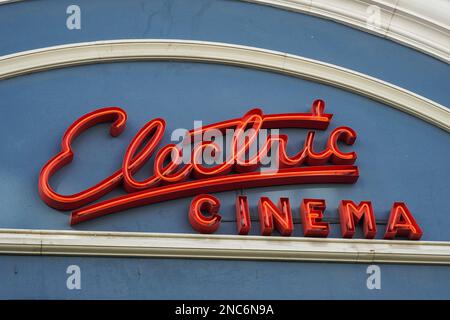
xmin=189 ymin=195 xmax=422 ymax=240
xmin=38 ymin=100 xmax=422 ymax=240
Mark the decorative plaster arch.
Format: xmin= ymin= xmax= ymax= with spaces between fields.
xmin=0 ymin=39 xmax=448 ymax=131
xmin=1 ymin=0 xmax=448 ymax=62
xmin=243 ymin=0 xmax=450 ymax=63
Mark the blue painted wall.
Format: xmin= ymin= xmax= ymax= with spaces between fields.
xmin=0 ymin=62 xmax=448 ymax=240
xmin=1 ymin=255 xmax=450 ymax=299
xmin=0 ymin=0 xmax=449 ymax=299
xmin=0 ymin=0 xmax=448 ymax=105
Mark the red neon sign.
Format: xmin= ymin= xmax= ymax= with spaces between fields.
xmin=39 ymin=100 xmax=358 ymax=224
xmin=190 ymin=195 xmax=422 ymax=239
xmin=37 ymin=100 xmax=423 ymax=240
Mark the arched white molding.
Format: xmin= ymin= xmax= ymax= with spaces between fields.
xmin=1 ymin=0 xmax=448 ymax=62
xmin=0 ymin=0 xmax=21 ymax=4
xmin=1 ymin=228 xmax=450 ymax=265
xmin=0 ymin=40 xmax=448 ymax=131
xmin=243 ymin=0 xmax=450 ymax=63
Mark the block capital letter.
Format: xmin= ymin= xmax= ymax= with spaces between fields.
xmin=384 ymin=202 xmax=422 ymax=240
xmin=258 ymin=197 xmax=293 ymax=236
xmin=189 ymin=194 xmax=221 ymax=234
xmin=300 ymin=199 xmax=329 ymax=237
xmin=236 ymin=196 xmax=251 ymax=235
xmin=339 ymin=200 xmax=377 ymax=239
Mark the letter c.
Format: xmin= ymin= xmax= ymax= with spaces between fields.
xmin=189 ymin=194 xmax=222 ymax=233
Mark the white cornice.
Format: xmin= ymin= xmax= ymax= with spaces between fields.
xmin=0 ymin=40 xmax=448 ymax=131
xmin=0 ymin=0 xmax=448 ymax=62
xmin=1 ymin=228 xmax=450 ymax=265
xmin=0 ymin=0 xmax=22 ymax=4
xmin=243 ymin=0 xmax=450 ymax=63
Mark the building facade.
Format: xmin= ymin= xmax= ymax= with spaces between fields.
xmin=0 ymin=0 xmax=449 ymax=299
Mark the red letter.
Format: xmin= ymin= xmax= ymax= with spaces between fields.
xmin=384 ymin=202 xmax=422 ymax=240
xmin=339 ymin=200 xmax=376 ymax=239
xmin=188 ymin=194 xmax=222 ymax=234
xmin=300 ymin=199 xmax=329 ymax=237
xmin=122 ymin=118 xmax=166 ymax=192
xmin=327 ymin=127 xmax=357 ymax=164
xmin=39 ymin=107 xmax=127 ymax=210
xmin=236 ymin=196 xmax=251 ymax=235
xmin=258 ymin=197 xmax=293 ymax=236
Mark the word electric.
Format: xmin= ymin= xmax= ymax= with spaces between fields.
xmin=39 ymin=100 xmax=359 ymax=224
xmin=189 ymin=194 xmax=423 ymax=240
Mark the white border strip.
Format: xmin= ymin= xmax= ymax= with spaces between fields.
xmin=1 ymin=228 xmax=450 ymax=265
xmin=0 ymin=0 xmax=22 ymax=4
xmin=1 ymin=0 xmax=448 ymax=62
xmin=243 ymin=0 xmax=450 ymax=63
xmin=0 ymin=39 xmax=449 ymax=131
